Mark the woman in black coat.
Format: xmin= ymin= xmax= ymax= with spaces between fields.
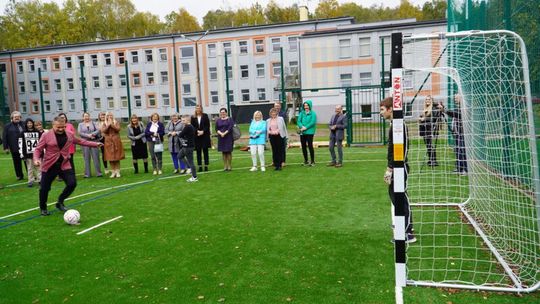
xmin=191 ymin=104 xmax=212 ymax=172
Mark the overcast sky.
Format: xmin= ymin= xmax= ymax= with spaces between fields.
xmin=0 ymin=0 xmax=430 ymax=23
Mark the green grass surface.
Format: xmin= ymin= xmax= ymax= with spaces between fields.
xmin=0 ymin=142 xmax=538 ymax=303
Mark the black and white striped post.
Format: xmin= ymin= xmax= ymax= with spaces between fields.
xmin=390 ymin=32 xmax=407 ymax=304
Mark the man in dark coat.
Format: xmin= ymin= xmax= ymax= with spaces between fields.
xmin=2 ymin=111 xmax=25 ymax=180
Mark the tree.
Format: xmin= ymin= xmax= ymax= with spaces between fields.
xmin=264 ymin=1 xmax=299 ymax=23
xmin=233 ymin=3 xmax=266 ymax=26
xmin=165 ymin=7 xmax=201 ymax=33
xmin=421 ymin=0 xmax=447 ymax=21
xmin=202 ymin=9 xmax=236 ymax=29
xmin=314 ymin=0 xmax=341 ymax=19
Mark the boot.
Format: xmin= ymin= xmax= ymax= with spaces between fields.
xmin=133 ymin=162 xmax=139 ymax=174
xmin=143 ymin=162 xmax=149 ymax=173
xmin=204 ymin=166 xmax=208 ymax=172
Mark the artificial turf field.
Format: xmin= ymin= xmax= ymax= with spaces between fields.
xmin=0 ymin=140 xmax=538 ymax=303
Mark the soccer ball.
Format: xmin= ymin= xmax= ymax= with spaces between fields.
xmin=63 ymin=209 xmax=80 ymax=225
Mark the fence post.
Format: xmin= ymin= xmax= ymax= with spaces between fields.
xmin=280 ymin=47 xmax=286 ymax=109
xmin=345 ymin=88 xmax=352 ymax=145
xmin=125 ymin=61 xmax=132 ymax=119
xmin=38 ymin=68 xmax=46 ymax=125
xmin=79 ymin=62 xmax=87 ymax=113
xmin=0 ymin=70 xmax=6 ymax=124
xmin=225 ymin=52 xmax=231 ymax=114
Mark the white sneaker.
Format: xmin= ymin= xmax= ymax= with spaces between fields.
xmin=250 ymin=167 xmax=258 ymax=172
xmin=158 ymin=170 xmax=162 ymax=175
xmin=187 ymin=177 xmax=198 ymax=182
xmin=261 ymin=167 xmax=266 ymax=172
xmin=116 ymin=172 xmax=121 ymax=178
xmin=187 ymin=168 xmax=191 ymax=174
xmin=153 ymin=170 xmax=157 ymax=175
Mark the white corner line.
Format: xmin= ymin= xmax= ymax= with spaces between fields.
xmin=76 ymin=216 xmax=123 ymax=235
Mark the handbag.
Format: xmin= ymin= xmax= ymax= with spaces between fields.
xmin=230 ymin=118 xmax=241 ymax=141
xmin=154 ymin=138 xmax=164 ymax=153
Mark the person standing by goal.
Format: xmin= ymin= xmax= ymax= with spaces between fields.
xmin=380 ymin=97 xmax=416 ymax=243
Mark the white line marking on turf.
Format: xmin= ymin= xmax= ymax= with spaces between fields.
xmin=77 ymin=216 xmax=123 ymax=235
xmin=0 ymin=179 xmax=149 ymax=220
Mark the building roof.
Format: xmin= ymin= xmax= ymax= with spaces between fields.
xmin=301 ymin=19 xmax=447 ymax=38
xmin=0 ymin=16 xmax=355 ymax=55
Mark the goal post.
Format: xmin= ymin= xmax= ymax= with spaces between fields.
xmin=391 ymin=29 xmax=540 ymax=301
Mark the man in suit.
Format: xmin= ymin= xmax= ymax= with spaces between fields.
xmin=3 ymin=111 xmax=25 ymax=180
xmin=327 ymin=105 xmax=347 ymax=167
xmin=34 ymin=116 xmax=102 ymax=216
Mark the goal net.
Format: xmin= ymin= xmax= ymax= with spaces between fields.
xmin=399 ymin=30 xmax=540 ymax=293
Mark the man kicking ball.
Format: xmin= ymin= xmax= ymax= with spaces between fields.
xmin=34 ymin=116 xmax=103 ymax=216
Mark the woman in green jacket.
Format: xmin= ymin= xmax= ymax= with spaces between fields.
xmin=297 ymin=100 xmax=317 ymax=166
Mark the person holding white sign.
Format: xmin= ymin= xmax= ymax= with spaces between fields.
xmin=21 ymin=118 xmax=42 ymax=187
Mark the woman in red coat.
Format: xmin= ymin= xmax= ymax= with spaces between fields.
xmin=101 ymin=112 xmax=125 ymax=178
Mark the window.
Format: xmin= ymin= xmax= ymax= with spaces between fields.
xmin=181 ymin=62 xmax=190 ymax=74
xmin=403 ymin=71 xmax=413 ymax=89
xmin=257 ymin=88 xmax=266 ymax=100
xmin=145 ymin=49 xmax=153 ymax=62
xmin=208 ymin=44 xmax=216 ymax=57
xmin=381 ymin=36 xmax=391 ymax=57
xmin=228 ymin=90 xmax=234 ymax=103
xmin=55 ymin=79 xmax=62 ymax=91
xmin=256 ymin=64 xmax=265 ymax=77
xmin=289 ymin=61 xmax=298 ymax=74
xmin=183 ymin=97 xmax=196 ymax=107
xmin=20 ymin=101 xmax=27 ymax=113
xmin=209 ymin=67 xmax=217 ymax=80
xmin=146 ymin=72 xmax=154 ymax=85
xmin=68 ymin=99 xmax=76 ymax=111
xmin=240 ymin=65 xmax=248 ymax=78
xmin=44 ymin=100 xmax=51 ymax=112
xmin=339 ymin=39 xmax=351 ymax=58
xmin=40 ymin=59 xmax=47 ymax=70
xmin=92 ymin=76 xmax=99 ymax=88
xmin=273 ymin=90 xmax=280 ymax=101
xmin=288 ymin=36 xmax=298 ymax=51
xmin=223 ymin=42 xmax=231 ymax=55
xmin=16 ymin=61 xmax=24 ymax=73
xmin=271 ymin=37 xmax=281 ymax=52
xmin=210 ymin=91 xmax=218 ymax=104
xmin=30 ymin=81 xmax=37 ymax=92
xmin=182 ymin=84 xmax=191 ymax=95
xmin=94 ymin=98 xmax=101 ymax=110
xmin=103 ymin=53 xmax=111 ymax=66
xmin=31 ymin=101 xmax=39 ymax=113
xmin=159 ymin=48 xmax=167 ymax=61
xmin=359 ymin=37 xmax=371 ymax=57
xmin=120 ymin=96 xmax=128 ymax=108
xmin=107 ymin=97 xmax=114 ymax=109
xmin=78 ymin=55 xmax=85 ymax=67
xmin=52 ymin=58 xmax=60 ymax=70
xmin=148 ymin=94 xmax=157 ymax=107
xmin=272 ymin=62 xmax=281 ymax=77
xmin=119 ymin=74 xmax=126 ymax=87
xmin=241 ymin=89 xmax=250 ymax=102
xmin=160 ymin=71 xmax=168 ymax=84
xmin=181 ymin=47 xmax=194 ymax=58
xmin=226 ymin=66 xmax=233 ymax=79
xmin=359 ymin=72 xmax=372 ymax=86
xmin=117 ymin=51 xmax=125 ymax=65
xmin=91 ymin=54 xmax=98 ymax=67
xmin=132 ymin=73 xmax=141 ymax=86
xmin=239 ymin=41 xmax=248 ymax=54
xmin=131 ymin=51 xmax=139 ymax=63
xmin=65 ymin=56 xmax=72 ymax=69
xmin=28 ymin=60 xmax=35 ymax=72
xmin=134 ymin=95 xmax=142 ymax=107
xmin=340 ymin=73 xmax=352 ymax=88
xmin=104 ymin=75 xmax=113 ymax=88
xmin=56 ymin=100 xmax=63 ymax=111
xmin=42 ymin=79 xmax=49 ymax=92
xmin=361 ymin=104 xmax=372 ymax=118
xmin=0 ymin=63 xmax=5 ymax=73
xmin=67 ymin=78 xmax=74 ymax=90
xmin=161 ymin=94 xmax=170 ymax=106
xmin=255 ymin=39 xmax=265 ymax=53
xmin=18 ymin=82 xmax=25 ymax=93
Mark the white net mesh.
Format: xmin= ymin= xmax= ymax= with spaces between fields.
xmin=402 ymin=31 xmax=540 ymax=291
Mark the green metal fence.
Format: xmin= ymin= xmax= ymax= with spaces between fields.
xmin=345 ymin=86 xmax=387 ymax=145
xmin=447 ymin=0 xmax=540 ymax=98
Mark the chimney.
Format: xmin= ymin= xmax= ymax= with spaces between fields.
xmin=299 ymin=5 xmax=308 ymax=21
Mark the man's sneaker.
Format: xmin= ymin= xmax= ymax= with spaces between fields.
xmin=335 ymin=163 xmax=343 ymax=168
xmin=327 ymin=162 xmax=336 ymax=167
xmin=40 ymin=209 xmax=51 ymax=216
xmin=261 ymin=167 xmax=266 ymax=172
xmin=187 ymin=177 xmax=198 ymax=182
xmin=56 ymin=203 xmax=68 ymax=212
xmin=406 ymin=234 xmax=417 ymax=243
xmin=250 ymin=167 xmax=258 ymax=172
